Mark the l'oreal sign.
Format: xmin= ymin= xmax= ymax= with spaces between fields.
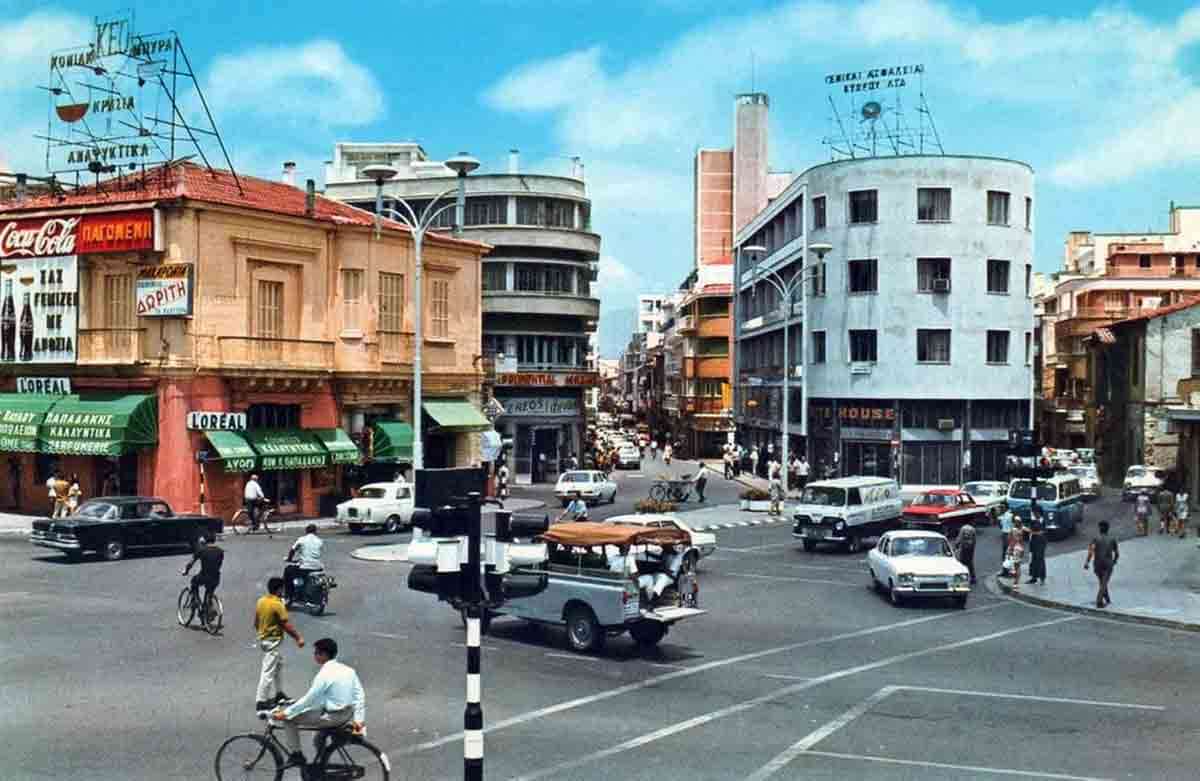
xmin=16 ymin=377 xmax=71 ymax=394
xmin=186 ymin=411 xmax=247 ymax=431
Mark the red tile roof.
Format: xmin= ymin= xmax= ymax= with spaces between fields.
xmin=1105 ymin=297 xmax=1200 ymax=330
xmin=0 ymin=162 xmax=486 ymax=248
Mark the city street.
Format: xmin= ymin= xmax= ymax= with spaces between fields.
xmin=3 ymin=484 xmax=1193 ymax=780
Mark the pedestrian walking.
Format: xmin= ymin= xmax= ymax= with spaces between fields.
xmin=694 ymin=462 xmax=709 ymax=503
xmin=998 ymin=510 xmax=1013 ymax=571
xmin=1006 ymin=516 xmax=1026 ymax=590
xmin=66 ymin=474 xmax=81 ymax=515
xmin=750 ymin=447 xmax=759 ymax=479
xmin=51 ymin=472 xmax=70 ymax=518
xmin=45 ymin=471 xmax=57 ymax=517
xmin=254 ymin=577 xmax=305 ymax=711
xmin=797 ymin=456 xmax=810 ymax=493
xmin=663 ymin=442 xmax=673 ymax=466
xmin=1134 ymin=492 xmax=1152 ymax=536
xmin=956 ymin=522 xmax=977 ymax=584
xmin=788 ymin=454 xmax=799 ymax=493
xmin=723 ymin=449 xmax=734 ymax=480
xmin=768 ymin=471 xmax=784 ymax=516
xmin=1084 ymin=520 xmax=1119 ymax=608
xmin=1027 ymin=520 xmax=1047 ymax=585
xmin=497 ymin=463 xmax=510 ymax=500
xmin=1157 ymin=485 xmax=1176 ymax=535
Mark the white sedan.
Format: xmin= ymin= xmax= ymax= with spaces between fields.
xmin=604 ymin=513 xmax=717 ymax=571
xmin=555 ymin=470 xmax=618 ymax=506
xmin=616 ymin=444 xmax=642 ymax=469
xmin=337 ymin=482 xmax=414 ymax=534
xmin=961 ymin=480 xmax=1009 ymax=521
xmin=867 ymin=530 xmax=971 ymax=608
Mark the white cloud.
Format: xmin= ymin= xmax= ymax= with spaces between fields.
xmin=597 ymin=254 xmax=642 ymax=291
xmin=206 ymin=40 xmax=383 ymax=128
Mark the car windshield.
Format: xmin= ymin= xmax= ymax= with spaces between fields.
xmin=74 ymin=501 xmax=118 ymax=520
xmin=359 ymin=488 xmax=388 ymax=499
xmin=561 ymin=473 xmax=591 ymax=483
xmin=1127 ymin=467 xmax=1147 ymax=478
xmin=801 ymin=486 xmax=846 ymax=506
xmin=893 ymin=537 xmax=952 ymax=556
xmin=963 ymin=484 xmax=992 ymax=496
xmin=914 ymin=493 xmax=954 ymax=507
xmin=1009 ymin=480 xmax=1056 ymax=501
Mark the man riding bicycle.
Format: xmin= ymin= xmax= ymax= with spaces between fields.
xmin=285 ymin=524 xmax=324 ymax=603
xmin=556 ymin=491 xmax=589 ymax=523
xmin=244 ymin=473 xmax=267 ymax=529
xmin=270 ymin=637 xmax=365 ymax=769
xmin=181 ymin=535 xmax=224 ymax=609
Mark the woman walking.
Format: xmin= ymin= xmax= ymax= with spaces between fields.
xmin=66 ymin=474 xmax=82 ymax=516
xmin=1007 ymin=517 xmax=1027 ymax=591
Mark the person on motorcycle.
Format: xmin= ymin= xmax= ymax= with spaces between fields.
xmin=285 ymin=524 xmax=324 ymax=603
xmin=557 ymin=492 xmax=589 ymax=523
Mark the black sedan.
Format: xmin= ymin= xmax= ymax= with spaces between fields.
xmin=31 ymin=497 xmax=224 ymax=562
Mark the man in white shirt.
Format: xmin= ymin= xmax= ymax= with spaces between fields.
xmin=271 ymin=637 xmax=365 ymax=766
xmin=244 ymin=474 xmax=266 ymax=529
xmin=798 ymin=456 xmax=811 ymax=492
xmin=285 ymin=524 xmax=324 ymax=603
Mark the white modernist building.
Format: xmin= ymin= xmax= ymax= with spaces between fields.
xmin=734 ymin=154 xmax=1035 ymax=484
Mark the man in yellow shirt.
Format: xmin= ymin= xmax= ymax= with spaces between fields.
xmin=255 ymin=576 xmax=304 ymax=711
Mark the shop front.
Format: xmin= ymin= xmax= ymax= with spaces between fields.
xmin=422 ymin=399 xmax=491 ymax=469
xmin=492 ymin=391 xmax=580 ymax=484
xmin=362 ymin=420 xmax=413 ymax=483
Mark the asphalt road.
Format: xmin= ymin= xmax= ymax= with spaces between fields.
xmin=3 ymin=485 xmax=1190 ymax=780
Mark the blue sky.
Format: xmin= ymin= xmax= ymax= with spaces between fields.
xmin=5 ymin=0 xmax=1200 ymax=355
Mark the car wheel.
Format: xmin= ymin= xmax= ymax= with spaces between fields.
xmin=888 ymin=580 xmax=904 ymax=606
xmin=102 ymin=538 xmax=125 ymax=562
xmin=565 ymin=606 xmax=603 ymax=653
xmin=802 ymin=540 xmax=817 ymax=553
xmin=629 ymin=620 xmax=668 ymax=648
xmin=384 ymin=516 xmax=401 ymax=535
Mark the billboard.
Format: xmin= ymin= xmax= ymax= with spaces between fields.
xmin=136 ymin=263 xmax=193 ymax=317
xmin=0 ymin=211 xmax=157 ymax=259
xmin=0 ymin=255 xmax=78 ymax=365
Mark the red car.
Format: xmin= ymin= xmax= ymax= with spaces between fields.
xmin=902 ymin=489 xmax=990 ymax=539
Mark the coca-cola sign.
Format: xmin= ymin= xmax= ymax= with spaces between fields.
xmin=0 ymin=211 xmax=155 ymax=260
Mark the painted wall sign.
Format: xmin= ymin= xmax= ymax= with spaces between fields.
xmin=186 ymin=411 xmax=246 ymax=431
xmin=496 ymin=372 xmax=601 ymax=387
xmin=498 ymin=396 xmax=580 ymax=417
xmin=16 ymin=377 xmax=71 ymax=394
xmin=0 ymin=255 xmax=78 ymax=365
xmin=136 ymin=263 xmax=193 ymax=317
xmin=0 ymin=210 xmax=156 ymax=259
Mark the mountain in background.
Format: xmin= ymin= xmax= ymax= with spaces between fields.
xmin=598 ymin=306 xmax=636 ymax=358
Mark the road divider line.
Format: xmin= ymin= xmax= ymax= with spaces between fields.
xmin=396 ymin=602 xmax=1007 ymax=757
xmin=898 ymin=685 xmax=1164 ymax=711
xmin=515 ymin=615 xmax=1076 ymax=781
xmin=796 ymin=750 xmax=1112 ymax=781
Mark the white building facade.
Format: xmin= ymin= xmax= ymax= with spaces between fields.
xmin=734 ymin=154 xmax=1035 ymax=484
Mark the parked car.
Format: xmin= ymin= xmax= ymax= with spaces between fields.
xmin=867 ymin=530 xmax=971 ymax=608
xmin=31 ymin=497 xmax=224 ymax=562
xmin=1054 ymin=449 xmax=1079 ymax=469
xmin=902 ymin=489 xmax=991 ymax=539
xmin=1076 ymin=448 xmax=1096 ymax=465
xmin=616 ymin=444 xmax=642 ymax=470
xmin=555 ymin=470 xmax=618 ymax=506
xmin=603 ymin=513 xmax=717 ymax=571
xmin=960 ymin=481 xmax=1009 ymax=521
xmin=338 ymin=482 xmax=414 ymax=534
xmin=1067 ymin=465 xmax=1100 ymax=498
xmin=1122 ymin=465 xmax=1167 ymax=501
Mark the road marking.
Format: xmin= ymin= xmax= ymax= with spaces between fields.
xmin=797 ymin=751 xmax=1111 ymax=781
xmin=720 ymin=542 xmax=797 ymax=552
xmin=544 ymin=652 xmax=602 ymax=663
xmin=758 ymin=673 xmax=814 ymax=682
xmin=370 ymin=632 xmax=407 ymax=640
xmin=513 ymin=615 xmax=1077 ymax=781
xmin=746 ymin=682 xmax=1160 ymax=781
xmin=396 ymin=602 xmax=1006 ymax=756
xmin=725 ymin=572 xmax=861 ymax=588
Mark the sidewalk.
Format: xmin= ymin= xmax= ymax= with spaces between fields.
xmin=994 ymin=534 xmax=1200 ymax=632
xmin=350 ymin=497 xmax=545 ymax=563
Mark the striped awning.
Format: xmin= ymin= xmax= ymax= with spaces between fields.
xmin=1094 ymin=327 xmax=1116 ymax=345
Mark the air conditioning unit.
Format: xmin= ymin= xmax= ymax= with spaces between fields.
xmin=932 ymin=278 xmax=951 ymax=293
xmin=936 ymin=418 xmax=955 ymax=431
xmin=850 ymin=362 xmax=873 ymax=375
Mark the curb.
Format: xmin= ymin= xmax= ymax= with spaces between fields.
xmin=991 ymin=575 xmax=1200 ymax=633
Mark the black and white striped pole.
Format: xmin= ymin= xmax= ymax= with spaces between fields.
xmin=463 ymin=493 xmax=484 ymax=781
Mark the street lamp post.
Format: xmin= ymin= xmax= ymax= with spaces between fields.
xmin=362 ymin=155 xmax=478 ymax=476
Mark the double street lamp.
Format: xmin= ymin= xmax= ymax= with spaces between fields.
xmin=362 ymin=154 xmax=479 ymax=475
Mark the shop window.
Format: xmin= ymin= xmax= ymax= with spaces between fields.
xmin=986 ymin=330 xmax=1010 ymax=364
xmin=987 ymin=191 xmax=1010 ymax=225
xmin=848 ymin=190 xmax=877 ymax=224
xmin=378 ymin=272 xmax=405 ymax=357
xmin=341 ymin=269 xmax=363 ymax=331
xmin=917 ymin=329 xmax=951 ymax=363
xmin=987 ymin=260 xmax=1010 ymax=294
xmin=247 ymin=403 xmax=300 ymax=429
xmin=917 ymin=188 xmax=951 ymax=222
xmin=430 ymin=278 xmax=450 ymax=338
xmin=482 ymin=264 xmax=506 ymax=291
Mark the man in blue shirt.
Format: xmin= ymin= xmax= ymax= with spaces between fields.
xmin=557 ymin=492 xmax=588 ymax=523
xmin=271 ymin=637 xmax=365 ymax=766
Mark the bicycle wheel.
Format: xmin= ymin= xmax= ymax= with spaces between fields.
xmin=230 ymin=510 xmax=249 ymax=536
xmin=317 ymin=737 xmax=390 ymax=781
xmin=649 ymin=484 xmax=667 ymax=502
xmin=177 ymin=587 xmax=195 ymax=627
xmin=214 ymin=734 xmax=282 ymax=781
xmin=203 ymin=594 xmax=224 ymax=635
xmin=260 ymin=511 xmax=274 ymax=537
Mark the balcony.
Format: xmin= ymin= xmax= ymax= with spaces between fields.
xmin=77 ymin=328 xmax=145 ymax=364
xmin=483 ymin=291 xmax=600 ymax=320
xmin=216 ymin=336 xmax=335 ymax=371
xmin=467 ymin=226 xmax=601 ymax=257
xmin=698 ymin=315 xmax=730 ymax=339
xmin=676 ymin=315 xmax=696 ymax=333
xmin=682 ymin=396 xmax=727 ymax=415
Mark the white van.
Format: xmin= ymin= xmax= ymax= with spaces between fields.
xmin=792 ymin=476 xmax=904 ymax=553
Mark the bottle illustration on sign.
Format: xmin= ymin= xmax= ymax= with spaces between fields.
xmin=18 ymin=292 xmax=33 ymax=362
xmin=1 ymin=279 xmax=14 ymax=362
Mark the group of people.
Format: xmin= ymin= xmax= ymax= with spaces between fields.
xmin=996 ymin=511 xmax=1048 ymax=591
xmin=44 ymin=471 xmax=82 ymax=518
xmin=1132 ymin=487 xmax=1191 ymax=538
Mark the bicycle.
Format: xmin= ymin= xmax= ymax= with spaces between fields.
xmin=214 ymin=713 xmax=390 ymax=780
xmin=177 ymin=580 xmax=223 ymax=635
xmin=230 ymin=502 xmax=275 ymax=536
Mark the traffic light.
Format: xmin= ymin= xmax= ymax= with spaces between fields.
xmin=485 ymin=510 xmax=549 ymax=602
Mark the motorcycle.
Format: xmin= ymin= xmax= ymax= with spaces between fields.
xmin=284 ymin=562 xmax=336 ymax=615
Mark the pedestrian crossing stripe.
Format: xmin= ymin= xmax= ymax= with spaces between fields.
xmin=690 ymin=518 xmax=791 ymax=532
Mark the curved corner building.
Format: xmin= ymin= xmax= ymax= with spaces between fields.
xmin=325 ymin=144 xmax=600 ymax=484
xmin=734 ymin=155 xmax=1034 ymax=484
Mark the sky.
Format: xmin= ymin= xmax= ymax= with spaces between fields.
xmin=4 ymin=0 xmax=1200 ymax=356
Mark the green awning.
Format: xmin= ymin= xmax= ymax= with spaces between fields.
xmin=370 ymin=421 xmax=413 ymax=463
xmin=311 ymin=428 xmax=361 ymax=465
xmin=0 ymin=393 xmax=60 ymax=453
xmin=423 ymin=399 xmax=491 ymax=432
xmin=204 ymin=431 xmax=258 ymax=473
xmin=244 ymin=429 xmax=330 ymax=471
xmin=40 ymin=394 xmax=158 ymax=456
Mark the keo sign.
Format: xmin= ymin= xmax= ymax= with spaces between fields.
xmin=136 ymin=263 xmax=193 ymax=317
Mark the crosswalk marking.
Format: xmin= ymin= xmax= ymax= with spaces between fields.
xmin=690 ymin=517 xmax=791 ymax=533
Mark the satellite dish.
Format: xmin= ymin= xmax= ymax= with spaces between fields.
xmin=861 ymin=101 xmax=882 ymax=121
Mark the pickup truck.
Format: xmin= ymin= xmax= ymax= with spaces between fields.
xmin=496 ymin=521 xmax=705 ymax=652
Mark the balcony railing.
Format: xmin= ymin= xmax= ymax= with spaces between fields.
xmin=217 ymin=336 xmax=335 ymax=370
xmin=682 ymin=396 xmax=726 ymax=414
xmin=377 ymin=330 xmax=415 ymax=363
xmin=77 ymin=328 xmax=145 ymax=364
